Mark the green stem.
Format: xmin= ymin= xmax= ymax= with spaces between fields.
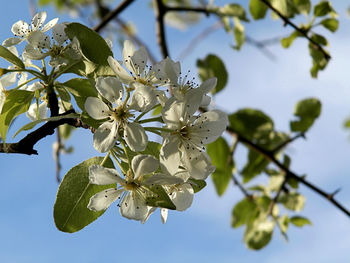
xmin=111 ymin=151 xmax=127 ymax=174
xmin=134 ymin=103 xmax=161 ymax=122
xmin=120 ymin=139 xmax=132 ymax=169
xmin=13 ymin=77 xmax=38 ymax=91
xmin=4 ymin=68 xmax=46 ymax=81
xmin=144 ymin=126 xmax=173 ymax=133
xmin=138 ymin=116 xmax=163 ymax=124
xmin=100 ymin=152 xmax=111 ymax=166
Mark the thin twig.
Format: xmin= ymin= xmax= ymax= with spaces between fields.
xmin=153 ymin=0 xmax=169 ymax=58
xmin=232 ymin=174 xmax=252 ymax=199
xmin=259 ymin=0 xmax=331 ymax=60
xmin=54 ymin=128 xmax=62 ymax=183
xmin=93 ymin=0 xmax=135 ymax=33
xmin=227 ymin=126 xmax=350 ymax=217
xmin=272 ymin=132 xmax=305 ymax=153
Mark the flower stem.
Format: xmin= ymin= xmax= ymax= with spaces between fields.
xmin=144 ymin=126 xmax=173 ymax=133
xmin=100 ymin=152 xmax=111 ymax=166
xmin=138 ymin=116 xmax=163 ymax=124
xmin=134 ymin=103 xmax=161 ymax=122
xmin=111 ymin=151 xmax=127 ymax=174
xmin=13 ymin=77 xmax=38 ymax=91
xmin=120 ymin=139 xmax=132 ymax=169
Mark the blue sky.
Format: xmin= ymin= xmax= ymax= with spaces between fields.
xmin=1 ymin=1 xmax=350 ymax=262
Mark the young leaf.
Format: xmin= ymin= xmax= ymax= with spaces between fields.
xmin=54 ymin=157 xmax=115 ymax=233
xmin=233 ymin=17 xmax=245 ymax=50
xmin=188 ymin=179 xmax=207 ymax=193
xmin=290 ymin=98 xmax=321 ymax=132
xmin=281 ymin=31 xmax=300 ymax=48
xmin=290 ymin=216 xmax=312 ymax=227
xmin=0 ymin=90 xmax=34 ymax=143
xmin=249 ymin=0 xmax=268 ymax=20
xmin=244 ymin=218 xmax=275 ymax=250
xmin=0 ymin=45 xmax=25 ymax=69
xmin=60 ymin=78 xmax=97 ymax=112
xmin=219 ymin=4 xmax=249 ymax=22
xmin=320 ymin=18 xmax=339 ymax=32
xmin=231 ymin=198 xmax=257 ymax=228
xmin=279 ymin=192 xmax=305 ymax=211
xmin=197 ymin=54 xmax=228 ymax=94
xmin=229 ymin=108 xmax=274 ymax=140
xmin=314 ymin=1 xmax=333 ymax=17
xmin=207 ymin=137 xmax=234 ymax=196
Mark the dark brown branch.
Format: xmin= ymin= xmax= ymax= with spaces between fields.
xmin=226 ymin=126 xmax=350 ymax=217
xmin=54 ymin=128 xmax=62 ymax=183
xmin=232 ymin=174 xmax=252 ymax=199
xmin=0 ymin=110 xmax=93 ymax=155
xmin=259 ymin=0 xmax=331 ymax=60
xmin=93 ymin=0 xmax=135 ymax=33
xmin=272 ymin=132 xmax=305 ymax=153
xmin=166 ymin=6 xmax=210 ymax=15
xmin=153 ymin=0 xmax=169 ymax=58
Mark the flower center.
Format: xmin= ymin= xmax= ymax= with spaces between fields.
xmin=124 ymin=182 xmax=138 ymax=191
xmin=111 ymin=105 xmax=133 ymax=123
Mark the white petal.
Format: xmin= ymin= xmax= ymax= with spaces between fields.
xmin=108 ymin=56 xmax=133 ymax=83
xmin=25 ymin=82 xmax=43 ymax=92
xmin=87 ymin=188 xmax=123 ymax=212
xmin=161 ymin=208 xmax=168 ymax=224
xmin=26 ymin=101 xmax=47 ymax=121
xmin=96 ymin=77 xmax=123 ymax=105
xmin=93 ymin=121 xmax=118 ymax=153
xmin=84 ymin=97 xmax=110 ymax=120
xmin=164 ymin=57 xmax=180 ymax=84
xmin=27 ymin=31 xmax=51 ymax=49
xmin=120 ymin=192 xmax=148 ymax=221
xmin=124 ymin=122 xmax=148 ymax=152
xmin=89 ymin=165 xmax=123 ymax=185
xmin=155 ymin=90 xmax=168 ymax=107
xmin=52 ymin=23 xmax=67 ymax=45
xmin=11 ymin=20 xmax=29 ymax=37
xmin=0 ymin=72 xmax=17 ymax=87
xmin=198 ymin=77 xmax=217 ymax=94
xmin=141 ymin=207 xmax=156 ymax=224
xmin=23 ymin=44 xmax=48 ymax=60
xmin=129 ymin=83 xmax=157 ymax=112
xmin=2 ymin=37 xmax=23 ymax=47
xmin=159 ymin=135 xmax=181 ymax=175
xmin=143 ymin=173 xmax=184 ymax=185
xmin=122 ymin=39 xmax=136 ymax=72
xmin=190 ymin=110 xmax=228 ymax=144
xmin=131 ymin=46 xmax=148 ymax=73
xmin=182 ymin=150 xmax=215 ymax=180
xmin=200 ymin=94 xmax=211 ymax=107
xmin=31 ymin=11 xmax=47 ymax=30
xmin=131 ymin=154 xmax=159 ymax=180
xmin=169 ymin=183 xmax=194 ymax=211
xmin=41 ymin=18 xmax=59 ymax=32
xmin=161 ymin=98 xmax=183 ymax=129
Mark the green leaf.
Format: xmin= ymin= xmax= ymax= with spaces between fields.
xmin=278 ymin=214 xmax=289 ymax=234
xmin=291 ymin=0 xmax=311 ymax=14
xmin=233 ymin=18 xmax=245 ymax=50
xmin=320 ymin=18 xmax=339 ymax=32
xmin=188 ymin=179 xmax=206 ymax=193
xmin=207 ymin=137 xmax=234 ymax=196
xmin=0 ymin=90 xmax=34 ymax=143
xmin=290 ymin=98 xmax=321 ymax=132
xmin=144 ymin=185 xmax=176 ymax=210
xmin=281 ymin=31 xmax=300 ymax=48
xmin=270 ymin=0 xmax=290 ymax=18
xmin=290 ymin=216 xmax=312 ymax=227
xmin=54 ymin=157 xmax=115 ymax=233
xmin=244 ymin=218 xmax=275 ymax=250
xmin=249 ymin=0 xmax=268 ymax=20
xmin=197 ymin=54 xmax=228 ymax=94
xmin=241 ymin=150 xmax=270 ymax=183
xmin=311 ymin=33 xmax=328 ymax=46
xmin=60 ymin=78 xmax=97 ymax=112
xmin=13 ymin=113 xmax=79 ymax=138
xmin=0 ymin=45 xmax=25 ymax=69
xmin=279 ymin=192 xmax=305 ymax=211
xmin=219 ymin=4 xmax=249 ymax=21
xmin=314 ymin=1 xmax=332 ymax=17
xmin=231 ymin=198 xmax=257 ymax=228
xmin=65 ymin=23 xmax=112 ymax=65
xmin=229 ymin=108 xmax=274 ymax=140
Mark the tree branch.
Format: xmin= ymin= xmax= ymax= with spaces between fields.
xmin=153 ymin=0 xmax=169 ymax=59
xmin=0 ymin=110 xmax=93 ymax=155
xmin=226 ymin=126 xmax=350 ymax=217
xmin=93 ymin=0 xmax=135 ymax=33
xmin=259 ymin=0 xmax=331 ymax=60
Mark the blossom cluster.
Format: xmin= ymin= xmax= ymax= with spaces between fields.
xmin=0 ymin=12 xmax=228 ymax=224
xmin=85 ymin=40 xmax=228 ymax=223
